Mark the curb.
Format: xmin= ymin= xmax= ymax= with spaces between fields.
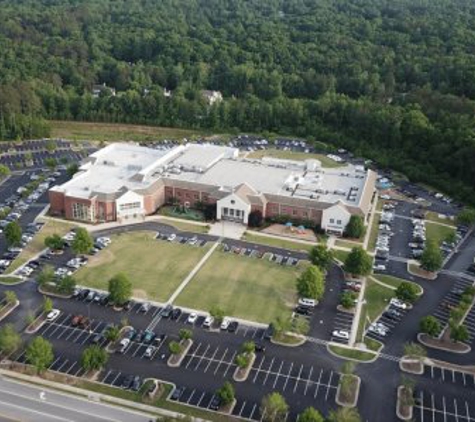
xmin=233 ymin=353 xmax=256 ymax=382
xmin=326 ymin=343 xmax=379 ymax=363
xmin=396 ymin=386 xmax=413 ymax=421
xmin=335 ymin=375 xmax=361 ymax=408
xmin=399 ymin=357 xmax=424 ymax=375
xmin=0 ymin=300 xmax=20 ymax=323
xmin=271 ymin=333 xmax=306 ymax=347
xmin=417 ymin=332 xmax=470 ymax=354
xmin=167 ymin=339 xmax=193 ymax=368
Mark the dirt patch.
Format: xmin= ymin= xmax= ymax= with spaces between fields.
xmin=132 ymin=289 xmax=148 ymax=300
xmin=418 ymin=333 xmax=470 ymax=353
xmin=261 ymin=224 xmax=317 ymax=242
xmin=87 ymin=250 xmax=115 ymax=268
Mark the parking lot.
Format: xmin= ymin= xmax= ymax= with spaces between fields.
xmin=365 ymin=301 xmax=411 ymax=343
xmin=423 ymin=365 xmax=475 ymax=388
xmin=413 ymin=388 xmax=475 ymax=422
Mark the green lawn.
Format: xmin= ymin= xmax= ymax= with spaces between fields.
xmin=242 ymin=232 xmax=314 ymax=253
xmin=368 ymin=212 xmax=381 ymax=252
xmin=373 ymin=275 xmax=423 ymax=296
xmin=175 ymin=250 xmax=302 ymax=323
xmin=158 ymin=217 xmax=209 ymax=233
xmin=0 ymin=276 xmax=23 ymax=284
xmin=363 ymin=279 xmax=395 ymax=323
xmin=6 ymin=220 xmax=77 ymax=274
xmin=74 ymin=231 xmax=210 ymax=302
xmin=426 ymin=222 xmax=456 ymax=246
xmin=334 ymin=239 xmax=362 ymax=249
xmin=425 ymin=211 xmax=456 ymax=227
xmin=50 ymin=120 xmax=209 ymax=143
xmin=247 ymin=148 xmax=343 ymax=168
xmin=333 ymin=250 xmax=350 ymax=264
xmin=328 ymin=344 xmax=376 ymax=362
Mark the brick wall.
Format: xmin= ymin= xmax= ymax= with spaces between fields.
xmin=48 ymin=191 xmax=65 ymax=216
xmin=143 ymin=186 xmax=165 ymax=214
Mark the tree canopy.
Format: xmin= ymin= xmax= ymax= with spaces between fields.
xmin=344 ymin=247 xmax=373 ymax=276
xmin=0 ymin=0 xmax=474 ymax=203
xmin=108 ymin=273 xmax=132 ymax=305
xmin=296 ymin=265 xmax=325 ymax=300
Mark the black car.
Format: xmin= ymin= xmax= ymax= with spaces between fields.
xmin=28 ymin=260 xmax=41 ymax=268
xmin=209 ymin=395 xmax=221 ymax=411
xmin=161 ymin=305 xmax=173 ymax=318
xmin=228 ymin=321 xmax=239 ymax=332
xmin=295 ymin=306 xmax=312 ymax=316
xmin=123 ymin=300 xmax=133 ymax=311
xmin=131 ymin=376 xmax=142 ymax=392
xmin=255 ymin=343 xmax=266 ymax=353
xmin=79 ymin=289 xmax=90 ymax=300
xmin=91 ymin=333 xmax=103 ymax=344
xmin=383 ymin=311 xmax=398 ymax=321
xmin=121 ymin=375 xmax=134 ymax=389
xmin=171 ymin=307 xmax=182 ymax=320
xmin=135 ymin=331 xmax=144 ymax=343
xmin=263 ymin=323 xmax=275 ymax=340
xmin=170 ymin=387 xmax=185 ymax=401
xmin=99 ymin=294 xmax=110 ymax=306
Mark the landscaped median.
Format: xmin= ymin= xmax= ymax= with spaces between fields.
xmin=335 ymin=362 xmax=361 ymax=408
xmin=396 ymin=384 xmax=414 ymax=421
xmin=0 ymin=291 xmax=20 ymax=323
xmin=327 ymin=344 xmax=378 ymax=363
xmin=167 ymin=329 xmax=194 ymax=368
xmin=233 ymin=341 xmax=256 ymax=382
xmin=0 ymin=276 xmax=23 ymax=285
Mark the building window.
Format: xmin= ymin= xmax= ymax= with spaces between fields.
xmin=194 ymin=194 xmax=199 ymax=200
xmin=230 ymin=200 xmax=235 ymax=205
xmin=330 ymin=218 xmax=335 ymax=224
xmin=72 ymin=202 xmax=93 ymax=222
xmin=292 ymin=209 xmax=297 ymax=216
xmin=230 ymin=209 xmax=235 ymax=216
xmin=119 ymin=202 xmax=140 ymax=212
xmin=223 ymin=207 xmax=228 ymax=215
xmin=337 ymin=219 xmax=342 ymax=225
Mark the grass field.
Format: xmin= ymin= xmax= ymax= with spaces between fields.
xmin=176 ymin=250 xmax=301 ymax=323
xmin=158 ymin=217 xmax=209 ymax=234
xmin=334 ymin=239 xmax=362 ymax=249
xmin=0 ymin=276 xmax=23 ymax=284
xmin=363 ymin=279 xmax=395 ymax=323
xmin=426 ymin=222 xmax=456 ymax=246
xmin=50 ymin=120 xmax=210 ymax=143
xmin=74 ymin=231 xmax=209 ymax=302
xmin=6 ymin=220 xmax=77 ymax=274
xmin=328 ymin=344 xmax=376 ymax=362
xmin=333 ymin=250 xmax=350 ymax=264
xmin=372 ymin=275 xmax=423 ymax=296
xmin=426 ymin=211 xmax=456 ymax=226
xmin=242 ymin=232 xmax=315 ymax=252
xmin=247 ymin=148 xmax=343 ymax=168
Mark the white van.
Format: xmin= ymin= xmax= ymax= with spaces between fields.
xmin=298 ymin=298 xmax=316 ymax=308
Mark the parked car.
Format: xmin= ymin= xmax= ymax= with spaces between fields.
xmin=332 ymin=330 xmax=349 ymax=340
xmin=121 ymin=374 xmax=134 ymax=389
xmin=228 ymin=321 xmax=239 ymax=332
xmin=203 ymin=315 xmax=214 ymax=328
xmin=144 ymin=346 xmax=156 ymax=358
xmin=209 ymin=395 xmax=221 ymax=411
xmin=161 ymin=304 xmax=173 ymax=318
xmin=298 ymin=298 xmax=316 ymax=308
xmin=220 ymin=317 xmax=230 ymax=330
xmin=187 ymin=313 xmax=198 ymax=324
xmin=171 ymin=308 xmax=182 ymax=320
xmin=118 ymin=338 xmax=130 ymax=354
xmin=46 ymin=309 xmax=60 ymax=322
xmin=170 ymin=387 xmax=185 ymax=401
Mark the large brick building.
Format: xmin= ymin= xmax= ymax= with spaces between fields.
xmin=49 ymin=143 xmax=376 ymax=234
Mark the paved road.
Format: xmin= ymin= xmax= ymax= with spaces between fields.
xmin=0 ymin=377 xmax=154 ymax=422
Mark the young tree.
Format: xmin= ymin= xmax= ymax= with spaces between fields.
xmin=66 ymin=163 xmax=79 ymax=178
xmin=420 ymin=240 xmax=442 ymax=272
xmin=45 ymin=139 xmax=56 ymax=153
xmin=4 ymin=221 xmax=22 ymax=247
xmin=340 ymin=291 xmax=357 ymax=309
xmin=260 ymin=392 xmax=289 ymax=422
xmin=241 ymin=341 xmax=255 ymax=354
xmin=4 ymin=290 xmax=17 ymax=305
xmin=248 ymin=210 xmax=263 ymax=227
xmin=339 ymin=362 xmax=356 ymax=401
xmin=44 ymin=157 xmax=57 ymax=169
xmin=26 ymin=336 xmax=54 ymax=373
xmin=403 ymin=342 xmax=427 ymax=361
xmin=456 ymin=208 xmax=475 ymax=227
xmin=235 ymin=353 xmax=250 ymax=368
xmin=216 ymin=381 xmax=235 ymax=406
xmin=104 ymin=325 xmax=120 ymax=342
xmin=57 ymin=275 xmax=76 ymax=295
xmin=419 ymin=316 xmax=441 ymax=337
xmin=296 ymin=265 xmax=325 ymax=299
xmin=168 ymin=341 xmax=182 ymax=355
xmin=0 ymin=164 xmax=10 ymax=177
xmin=344 ymin=215 xmax=365 ymax=239
xmin=0 ymin=323 xmax=22 ymax=354
xmin=298 ymin=407 xmax=324 ymax=422
xmin=328 ymin=407 xmax=362 ymax=422
xmin=344 ymin=247 xmax=372 ymax=277
xmin=37 ymin=265 xmax=55 ymax=286
xmin=395 ymin=282 xmax=419 ymax=303
xmin=293 ymin=315 xmax=310 ymax=335
xmin=80 ymin=345 xmax=109 ymax=372
xmin=273 ymin=316 xmax=292 ymax=338
xmin=108 ymin=273 xmax=132 ymax=306
xmin=179 ymin=329 xmax=193 ymax=341
xmin=450 ymin=324 xmax=469 ymax=343
xmin=43 ymin=297 xmax=53 ymax=313
xmin=71 ymin=228 xmax=94 ymax=255
xmin=44 ymin=234 xmax=65 ymax=251
xmin=309 ymin=244 xmax=334 ymax=269
xmin=209 ymin=305 xmax=225 ymax=324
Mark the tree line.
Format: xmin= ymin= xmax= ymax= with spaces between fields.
xmin=1 ymin=0 xmax=475 ymax=203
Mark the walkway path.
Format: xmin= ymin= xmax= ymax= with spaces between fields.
xmin=167 ymin=240 xmax=221 ymax=304
xmin=349 ymin=276 xmax=367 ymax=347
xmin=363 ymin=195 xmax=379 ymax=250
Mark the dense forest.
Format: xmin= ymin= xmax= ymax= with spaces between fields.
xmin=1 ymin=0 xmax=475 ymax=203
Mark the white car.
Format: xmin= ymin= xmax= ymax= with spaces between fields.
xmin=20 ymin=266 xmax=34 ymax=276
xmin=203 ymin=315 xmax=214 ymax=328
xmin=220 ymin=317 xmax=230 ymax=330
xmin=46 ymin=309 xmax=61 ymax=322
xmin=373 ymin=264 xmax=386 ymax=271
xmin=390 ymin=298 xmax=407 ymax=309
xmin=144 ymin=346 xmax=155 ymax=358
xmin=167 ymin=233 xmax=176 ymax=242
xmin=187 ymin=313 xmax=198 ymax=324
xmin=332 ymin=330 xmax=349 ymax=340
xmin=298 ymin=298 xmax=317 ymax=307
xmin=97 ymin=237 xmax=111 ymax=246
xmin=0 ymin=260 xmax=11 ymax=268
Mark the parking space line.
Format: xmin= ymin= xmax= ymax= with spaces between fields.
xmin=101 ymin=370 xmax=112 ymax=383
xmin=263 ymin=358 xmax=275 ymax=386
xmin=238 ymin=401 xmax=246 ymax=416
xmin=325 ymin=371 xmax=334 ymax=400
xmin=442 ymin=396 xmax=447 ymax=422
xmin=293 ymin=364 xmax=303 ymax=393
xmin=272 ymin=361 xmax=284 ymax=388
xmin=186 ymin=389 xmax=196 ymax=404
xmin=453 ymin=398 xmax=459 ymax=422
xmin=48 ymin=356 xmax=61 ymax=369
xmin=213 ymin=348 xmax=228 ymax=375
xmin=282 ymin=362 xmax=293 ymax=391
xmin=253 ymin=357 xmax=265 ymax=383
xmin=223 ymin=351 xmax=236 ymax=377
xmin=314 ymin=369 xmax=323 ymax=398
xmin=204 ymin=347 xmax=219 ymax=373
xmin=111 ymin=372 xmax=122 ymax=386
xmin=249 ymin=403 xmax=257 ymax=420
xmin=66 ymin=361 xmax=77 ymax=374
xmin=304 ymin=367 xmax=313 ymax=396
xmin=196 ymin=392 xmax=206 ymax=407
xmin=57 ymin=359 xmax=69 ymax=372
xmin=194 ymin=344 xmax=211 ymax=371
xmin=185 ymin=343 xmax=201 ymax=369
